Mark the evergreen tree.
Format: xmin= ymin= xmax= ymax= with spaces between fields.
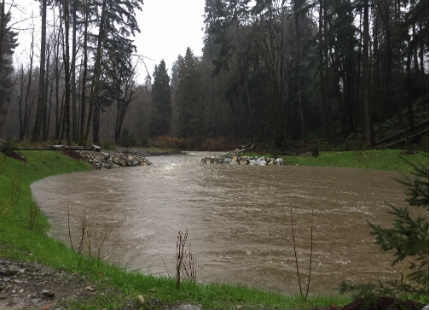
xmin=0 ymin=0 xmax=17 ymax=135
xmin=370 ymin=160 xmax=429 ymax=291
xmin=87 ymin=0 xmax=143 ymax=144
xmin=175 ymin=48 xmax=203 ymax=138
xmin=150 ymin=60 xmax=171 ymax=137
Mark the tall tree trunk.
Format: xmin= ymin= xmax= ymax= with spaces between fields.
xmin=62 ymin=0 xmax=71 ymax=144
xmin=18 ymin=65 xmax=25 ymax=138
xmin=406 ymin=42 xmax=414 ymax=131
xmin=71 ymin=0 xmax=78 ymax=142
xmin=294 ymin=0 xmax=305 ymax=140
xmin=22 ymin=30 xmax=35 ymax=140
xmin=43 ymin=45 xmax=51 ymax=140
xmin=79 ymin=0 xmax=89 ymax=144
xmin=85 ymin=0 xmax=107 ymax=144
xmin=318 ymin=0 xmax=329 ymax=139
xmin=32 ymin=0 xmax=47 ymax=141
xmin=0 ymin=0 xmax=5 ymax=72
xmin=362 ymin=0 xmax=372 ymax=145
xmin=54 ymin=25 xmax=61 ymax=139
xmin=92 ymin=106 xmax=101 ymax=144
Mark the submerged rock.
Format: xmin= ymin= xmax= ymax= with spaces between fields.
xmin=79 ymin=150 xmax=151 ymax=169
xmin=201 ymin=154 xmax=285 ymax=167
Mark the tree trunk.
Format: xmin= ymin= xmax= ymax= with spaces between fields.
xmin=21 ymin=30 xmax=35 ymax=140
xmin=79 ymin=0 xmax=89 ymax=144
xmin=43 ymin=45 xmax=51 ymax=140
xmin=62 ymin=0 xmax=71 ymax=145
xmin=32 ymin=0 xmax=47 ymax=141
xmin=85 ymin=0 xmax=107 ymax=144
xmin=71 ymin=0 xmax=78 ymax=142
xmin=318 ymin=0 xmax=329 ymax=139
xmin=362 ymin=0 xmax=372 ymax=145
xmin=294 ymin=0 xmax=305 ymax=140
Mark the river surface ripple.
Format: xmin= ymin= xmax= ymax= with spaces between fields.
xmin=31 ymin=152 xmax=406 ymax=294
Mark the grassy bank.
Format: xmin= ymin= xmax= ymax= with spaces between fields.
xmin=0 ymin=151 xmax=349 ymax=309
xmin=246 ymin=149 xmax=428 ymax=174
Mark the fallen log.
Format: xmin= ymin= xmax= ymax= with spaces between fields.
xmin=16 ymin=144 xmax=102 ymax=152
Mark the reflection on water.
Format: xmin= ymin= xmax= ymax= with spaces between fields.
xmin=32 ymin=152 xmax=407 ymax=294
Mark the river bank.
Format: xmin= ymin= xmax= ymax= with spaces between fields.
xmin=1 ymin=150 xmax=427 ymax=309
xmin=244 ymin=149 xmax=428 ymax=173
xmin=0 ymin=151 xmax=350 ymax=309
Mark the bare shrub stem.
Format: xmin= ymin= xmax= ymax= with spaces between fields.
xmin=290 ymin=208 xmax=314 ymax=301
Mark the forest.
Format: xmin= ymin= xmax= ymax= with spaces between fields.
xmin=0 ymin=0 xmax=428 ymax=149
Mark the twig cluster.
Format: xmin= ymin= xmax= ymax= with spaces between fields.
xmin=290 ymin=208 xmax=314 ymax=301
xmin=176 ymin=230 xmax=198 ymax=288
xmin=67 ymin=206 xmax=111 ymax=264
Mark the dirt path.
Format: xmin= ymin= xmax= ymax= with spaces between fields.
xmin=0 ymin=258 xmax=97 ymax=310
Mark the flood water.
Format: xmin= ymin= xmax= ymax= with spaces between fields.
xmin=31 ymin=152 xmax=408 ymax=294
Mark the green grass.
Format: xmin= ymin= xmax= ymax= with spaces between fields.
xmin=246 ymin=149 xmax=428 ymax=174
xmin=0 ymin=150 xmax=350 ymax=309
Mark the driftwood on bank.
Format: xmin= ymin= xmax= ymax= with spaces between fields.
xmin=15 ymin=144 xmax=102 ymax=152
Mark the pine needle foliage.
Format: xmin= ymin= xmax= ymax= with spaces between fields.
xmin=370 ymin=158 xmax=429 ymax=291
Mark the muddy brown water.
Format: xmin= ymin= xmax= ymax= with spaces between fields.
xmin=31 ymin=152 xmax=408 ymax=294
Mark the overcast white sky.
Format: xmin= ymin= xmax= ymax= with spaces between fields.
xmin=9 ymin=0 xmax=205 ymax=84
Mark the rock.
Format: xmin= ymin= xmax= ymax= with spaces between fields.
xmin=422 ymin=305 xmax=429 ymax=310
xmin=0 ymin=293 xmax=7 ymax=300
xmin=41 ymin=289 xmax=55 ymax=299
xmin=343 ymin=296 xmax=423 ymax=310
xmin=238 ymin=158 xmax=249 ymax=165
xmin=103 ymin=162 xmax=113 ymax=169
xmin=112 ymin=156 xmax=121 ymax=165
xmin=102 ymin=152 xmax=110 ymax=160
xmin=171 ymin=305 xmax=201 ymax=310
xmin=137 ymin=295 xmax=145 ymax=305
xmin=0 ymin=266 xmax=19 ymax=276
xmin=224 ymin=158 xmax=232 ymax=164
xmin=256 ymin=158 xmax=267 ymax=166
xmin=274 ymin=158 xmax=284 ymax=165
xmin=85 ymin=286 xmax=96 ymax=292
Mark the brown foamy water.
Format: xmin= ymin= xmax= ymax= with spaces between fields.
xmin=31 ymin=152 xmax=406 ymax=294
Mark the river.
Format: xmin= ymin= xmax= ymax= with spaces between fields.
xmin=31 ymin=152 xmax=407 ymax=294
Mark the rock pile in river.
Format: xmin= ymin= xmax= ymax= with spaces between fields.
xmin=78 ymin=150 xmax=152 ymax=169
xmin=201 ymin=154 xmax=284 ymax=166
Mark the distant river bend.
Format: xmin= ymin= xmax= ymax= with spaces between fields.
xmin=32 ymin=152 xmax=406 ymax=294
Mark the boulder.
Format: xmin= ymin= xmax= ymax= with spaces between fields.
xmin=171 ymin=305 xmax=201 ymax=310
xmin=256 ymin=158 xmax=267 ymax=166
xmin=224 ymin=158 xmax=232 ymax=164
xmin=91 ymin=144 xmax=101 ymax=152
xmin=274 ymin=158 xmax=284 ymax=165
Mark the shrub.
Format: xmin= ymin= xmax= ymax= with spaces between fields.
xmin=150 ymin=136 xmax=185 ymax=149
xmin=0 ymin=139 xmax=16 ymax=156
xmin=201 ymin=136 xmax=236 ymax=151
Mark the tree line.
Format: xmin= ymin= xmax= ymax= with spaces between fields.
xmin=1 ymin=0 xmax=428 ymax=148
xmin=150 ymin=0 xmax=429 ymax=148
xmin=0 ymin=0 xmax=143 ymax=145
